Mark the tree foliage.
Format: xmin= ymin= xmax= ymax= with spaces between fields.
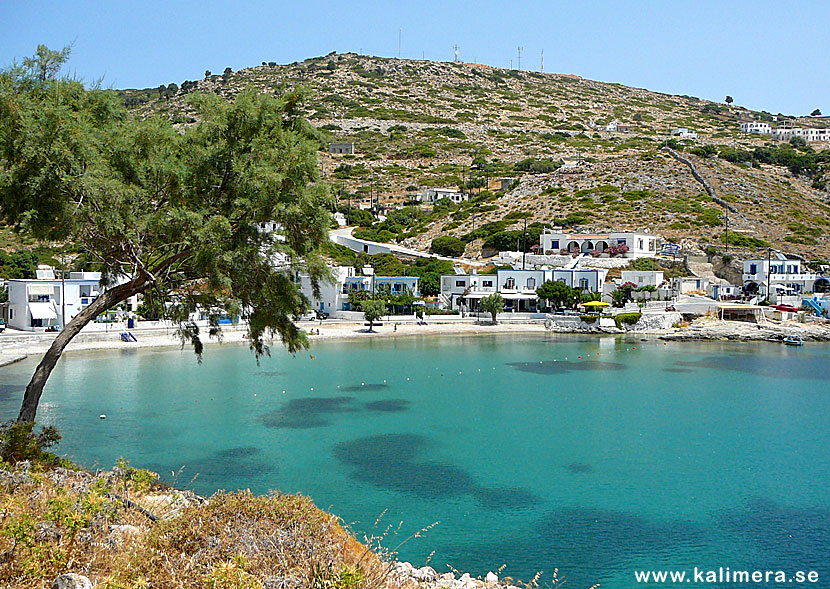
xmin=480 ymin=293 xmax=504 ymax=324
xmin=536 ymin=280 xmax=579 ymax=310
xmin=361 ymin=299 xmax=386 ymax=331
xmin=430 ymin=235 xmax=466 ymax=257
xmin=0 ymin=46 xmax=332 ymax=421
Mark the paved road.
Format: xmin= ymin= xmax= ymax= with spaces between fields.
xmin=329 ymin=227 xmax=487 ymax=267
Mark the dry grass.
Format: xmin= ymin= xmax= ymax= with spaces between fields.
xmin=0 ymin=461 xmax=397 ymax=589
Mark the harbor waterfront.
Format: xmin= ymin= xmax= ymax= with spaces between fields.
xmin=1 ymin=334 xmax=829 ymax=586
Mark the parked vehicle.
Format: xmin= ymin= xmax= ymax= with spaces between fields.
xmin=0 ymin=318 xmax=5 ymax=333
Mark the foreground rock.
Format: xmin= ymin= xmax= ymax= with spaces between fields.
xmin=393 ymin=561 xmax=520 ymax=588
xmin=51 ymin=574 xmax=93 ymax=589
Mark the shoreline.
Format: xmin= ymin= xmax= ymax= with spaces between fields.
xmin=2 ymin=315 xmax=829 ymax=367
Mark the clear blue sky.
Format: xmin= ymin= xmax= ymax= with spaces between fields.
xmin=3 ymin=0 xmax=827 ymax=115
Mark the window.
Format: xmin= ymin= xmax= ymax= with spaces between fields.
xmin=526 ymin=278 xmax=536 ymax=289
xmin=505 ymin=278 xmax=516 ymax=289
xmin=579 ymin=278 xmax=589 ymax=291
xmin=749 ymin=264 xmax=757 ymax=274
xmin=551 ymin=240 xmax=560 ymax=249
xmin=483 ymin=280 xmax=493 ymax=287
xmin=456 ymin=280 xmax=466 ymax=287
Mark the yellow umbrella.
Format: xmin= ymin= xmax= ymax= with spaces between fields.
xmin=580 ymin=300 xmax=610 ymax=307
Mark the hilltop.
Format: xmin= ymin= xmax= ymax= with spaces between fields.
xmin=124 ymin=53 xmax=830 ymax=261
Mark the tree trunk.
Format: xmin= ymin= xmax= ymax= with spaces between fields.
xmin=17 ymin=278 xmax=148 ymax=423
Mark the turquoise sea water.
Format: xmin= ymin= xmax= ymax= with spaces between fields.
xmin=1 ymin=334 xmax=829 ymax=587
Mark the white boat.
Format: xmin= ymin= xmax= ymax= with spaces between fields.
xmin=783 ymin=336 xmax=804 ymax=346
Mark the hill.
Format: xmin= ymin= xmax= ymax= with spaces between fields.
xmin=124 ymin=53 xmax=830 ymax=261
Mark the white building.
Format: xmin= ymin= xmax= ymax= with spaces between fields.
xmin=328 ymin=142 xmax=355 ymax=154
xmin=771 ymin=127 xmax=830 ymax=143
xmin=440 ymin=273 xmax=498 ymax=310
xmin=707 ymin=283 xmax=742 ymax=301
xmin=620 ymin=270 xmax=665 ymax=288
xmin=439 ymin=267 xmax=607 ymax=312
xmin=742 ymin=255 xmax=826 ymax=296
xmin=298 ymin=266 xmax=420 ymax=313
xmin=740 ymin=122 xmax=772 ymax=134
xmin=671 ymin=128 xmax=698 ymax=140
xmin=5 ymin=267 xmax=137 ymax=332
xmin=540 ymin=229 xmax=659 ymax=258
xmin=421 ymin=187 xmax=467 ymax=204
xmin=297 ymin=266 xmax=355 ymax=315
xmin=605 ymin=120 xmax=634 ymax=133
xmin=547 ymin=268 xmax=608 ymax=292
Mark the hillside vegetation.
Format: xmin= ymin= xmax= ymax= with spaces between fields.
xmin=105 ymin=54 xmax=830 ymax=261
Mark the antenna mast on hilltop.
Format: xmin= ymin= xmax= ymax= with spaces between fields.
xmin=541 ymin=49 xmax=544 ymax=73
xmin=454 ymin=44 xmax=459 ymax=62
xmin=517 ymin=46 xmax=523 ymax=71
xmin=398 ymin=28 xmax=402 ymax=58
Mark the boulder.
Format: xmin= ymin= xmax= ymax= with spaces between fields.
xmin=51 ymin=573 xmax=93 ymax=589
xmin=485 ymin=571 xmax=499 ymax=584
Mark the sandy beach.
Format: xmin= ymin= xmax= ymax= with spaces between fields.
xmin=0 ymin=319 xmax=551 ymax=366
xmin=3 ymin=313 xmax=829 ymax=369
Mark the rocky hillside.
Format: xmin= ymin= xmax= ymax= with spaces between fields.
xmin=123 ymin=53 xmax=830 ymax=260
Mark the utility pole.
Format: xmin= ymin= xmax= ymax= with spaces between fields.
xmin=724 ymin=208 xmax=729 ymax=255
xmin=60 ymin=255 xmax=66 ymax=331
xmin=522 ymin=217 xmax=528 ymax=270
xmin=517 ymin=46 xmax=523 ymax=71
xmin=766 ymin=247 xmax=772 ymax=299
xmin=540 ymin=49 xmax=544 ymax=73
xmin=346 ymin=188 xmax=351 ymax=225
xmin=454 ymin=44 xmax=459 ymax=62
xmin=398 ymin=28 xmax=402 ymax=58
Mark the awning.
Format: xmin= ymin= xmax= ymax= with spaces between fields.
xmin=501 ymin=293 xmax=539 ymax=300
xmin=29 ymin=302 xmax=58 ymax=320
xmin=27 ymin=284 xmax=55 ymax=296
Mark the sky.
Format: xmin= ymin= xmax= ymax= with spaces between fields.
xmin=2 ymin=0 xmax=828 ymax=116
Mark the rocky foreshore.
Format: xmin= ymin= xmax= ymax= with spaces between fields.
xmin=545 ymin=311 xmax=830 ymax=342
xmin=659 ymin=315 xmax=830 ymax=342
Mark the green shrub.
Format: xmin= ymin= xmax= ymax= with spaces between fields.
xmin=430 ymin=236 xmax=466 ymax=257
xmin=580 ymin=315 xmax=598 ymax=324
xmin=0 ymin=421 xmax=62 ymax=466
xmin=614 ymin=313 xmax=642 ymax=329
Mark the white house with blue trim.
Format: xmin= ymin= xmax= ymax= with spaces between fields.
xmin=439 ymin=267 xmax=608 ymax=311
xmin=5 ymin=267 xmax=137 ymax=332
xmin=742 ymin=255 xmax=826 ymax=296
xmin=540 ymin=228 xmax=659 ymax=257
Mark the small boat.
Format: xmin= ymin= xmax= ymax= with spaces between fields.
xmin=783 ymin=336 xmax=804 ymax=346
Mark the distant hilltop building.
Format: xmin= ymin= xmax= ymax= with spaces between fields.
xmin=740 ymin=121 xmax=829 ymax=142
xmin=328 ymin=142 xmax=355 ymax=154
xmin=771 ymin=127 xmax=830 ymax=143
xmin=420 ymin=187 xmax=467 ymax=204
xmin=740 ymin=122 xmax=772 ymax=134
xmin=604 ymin=120 xmax=636 ymax=133
xmin=671 ymin=128 xmax=698 ymax=140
